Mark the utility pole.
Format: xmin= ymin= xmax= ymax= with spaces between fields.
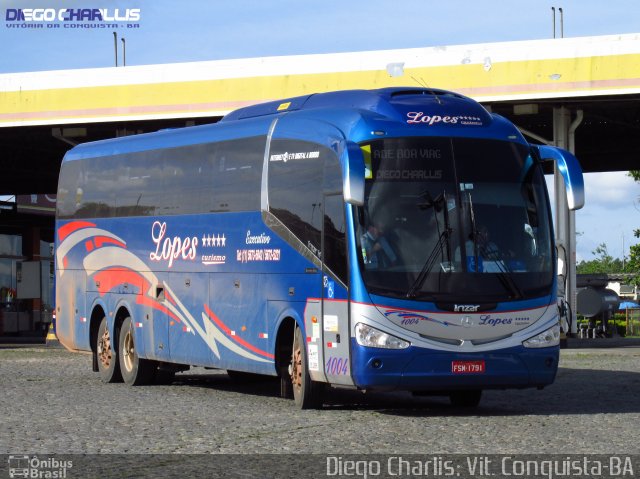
xmin=113 ymin=31 xmax=118 ymax=67
xmin=551 ymin=7 xmax=564 ymax=39
xmin=121 ymin=38 xmax=126 ymax=67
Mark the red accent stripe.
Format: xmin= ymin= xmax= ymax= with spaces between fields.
xmin=93 ymin=268 xmax=143 ymax=296
xmin=164 ymin=289 xmax=178 ymax=306
xmin=91 ymin=267 xmax=181 ymax=324
xmin=94 ymin=236 xmax=126 ymax=249
xmin=58 ymin=221 xmax=96 ymax=242
xmin=203 ymin=304 xmax=274 ymax=359
xmin=137 ymin=294 xmax=181 ymax=324
xmin=85 ymin=240 xmax=94 ymax=252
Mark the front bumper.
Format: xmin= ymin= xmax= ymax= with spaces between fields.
xmin=350 ymin=339 xmax=559 ymax=392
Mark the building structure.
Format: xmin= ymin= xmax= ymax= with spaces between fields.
xmin=1 ymin=33 xmax=639 ymax=337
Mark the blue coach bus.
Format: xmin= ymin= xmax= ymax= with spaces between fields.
xmin=55 ymin=88 xmax=584 ymax=408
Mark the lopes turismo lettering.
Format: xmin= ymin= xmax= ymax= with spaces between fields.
xmin=478 ymin=314 xmax=530 ymax=326
xmin=149 ymin=221 xmax=198 ymax=268
xmin=406 ymin=111 xmax=483 ymax=126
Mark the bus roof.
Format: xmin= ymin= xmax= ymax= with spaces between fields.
xmin=63 ymin=88 xmax=522 ymax=162
xmin=220 ymin=87 xmax=484 ymax=122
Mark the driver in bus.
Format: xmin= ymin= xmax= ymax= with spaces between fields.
xmin=455 ymin=224 xmax=504 ymax=272
xmin=361 ymin=221 xmax=397 ymax=269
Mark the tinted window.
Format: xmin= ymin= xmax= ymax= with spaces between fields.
xmin=268 ymin=139 xmax=346 ymax=283
xmin=356 ymin=137 xmax=553 ymax=302
xmin=323 ymin=194 xmax=347 ymax=283
xmin=57 ymin=136 xmax=265 ymax=219
xmin=268 ymin=139 xmax=325 ymax=258
xmin=210 ymin=137 xmax=264 ymax=213
xmin=56 ymin=159 xmax=84 ymax=219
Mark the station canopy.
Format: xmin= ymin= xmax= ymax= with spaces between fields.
xmin=1 ymin=33 xmax=639 ymax=195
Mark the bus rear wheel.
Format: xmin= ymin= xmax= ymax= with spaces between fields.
xmin=96 ymin=317 xmax=122 ymax=383
xmin=449 ymin=390 xmax=482 ymax=408
xmin=291 ymin=324 xmax=323 ymax=409
xmin=118 ymin=317 xmax=157 ymax=386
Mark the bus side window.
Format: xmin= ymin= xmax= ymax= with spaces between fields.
xmin=211 ymin=137 xmax=264 ymax=213
xmin=57 ymin=160 xmax=83 ymax=219
xmin=323 ymin=149 xmax=347 ymax=283
xmin=268 ymin=139 xmax=324 ymax=258
xmin=323 ymin=195 xmax=347 ymax=284
xmin=80 ymin=159 xmax=116 ymax=218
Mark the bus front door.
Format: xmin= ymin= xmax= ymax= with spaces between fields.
xmin=321 ymin=194 xmax=353 ymax=387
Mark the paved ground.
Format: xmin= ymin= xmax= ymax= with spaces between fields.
xmin=1 ymin=345 xmax=639 ymax=458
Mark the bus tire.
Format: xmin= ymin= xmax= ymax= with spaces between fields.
xmin=449 ymin=390 xmax=482 ymax=408
xmin=291 ymin=323 xmax=323 ymax=409
xmin=118 ymin=317 xmax=156 ymax=386
xmin=96 ymin=316 xmax=122 ymax=383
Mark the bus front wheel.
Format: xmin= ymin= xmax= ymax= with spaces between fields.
xmin=96 ymin=317 xmax=122 ymax=383
xmin=291 ymin=324 xmax=323 ymax=409
xmin=118 ymin=317 xmax=157 ymax=386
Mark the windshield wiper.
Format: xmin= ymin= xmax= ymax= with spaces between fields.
xmin=478 ymin=243 xmax=524 ymax=300
xmin=406 ymin=228 xmax=452 ymax=298
xmin=406 ymin=191 xmax=453 ymax=299
xmin=467 ymin=192 xmax=480 ymax=270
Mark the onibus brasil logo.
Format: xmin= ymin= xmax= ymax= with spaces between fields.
xmin=7 ymin=455 xmax=72 ymax=478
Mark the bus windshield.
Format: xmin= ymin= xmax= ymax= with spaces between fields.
xmin=356 ymin=137 xmax=553 ymax=303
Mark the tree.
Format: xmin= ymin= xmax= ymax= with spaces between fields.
xmin=577 ymin=243 xmax=624 ymax=274
xmin=627 ymin=170 xmax=640 ymax=286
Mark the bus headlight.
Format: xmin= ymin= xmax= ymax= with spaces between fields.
xmin=355 ymin=323 xmax=410 ymax=349
xmin=523 ymin=324 xmax=560 ymax=348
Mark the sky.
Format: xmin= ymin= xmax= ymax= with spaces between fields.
xmin=1 ymin=0 xmax=639 ymax=261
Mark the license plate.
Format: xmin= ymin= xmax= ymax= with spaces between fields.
xmin=452 ymin=360 xmax=485 ymax=374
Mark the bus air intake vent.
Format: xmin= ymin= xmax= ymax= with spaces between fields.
xmin=470 ymin=334 xmax=513 ymax=345
xmin=418 ymin=334 xmax=464 ymax=346
xmin=389 ymin=89 xmax=465 ymax=100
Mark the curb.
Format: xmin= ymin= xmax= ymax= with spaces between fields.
xmin=565 ymin=337 xmax=640 ymax=349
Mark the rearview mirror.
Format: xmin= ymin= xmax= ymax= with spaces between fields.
xmin=342 ymin=142 xmax=365 ymax=206
xmin=532 ymin=145 xmax=585 ymax=210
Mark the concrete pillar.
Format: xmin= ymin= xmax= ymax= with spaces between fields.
xmin=553 ymin=107 xmax=578 ymax=335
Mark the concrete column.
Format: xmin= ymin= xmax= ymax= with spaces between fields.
xmin=553 ymin=106 xmax=578 ymax=335
xmin=22 ymin=225 xmax=43 ymax=332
